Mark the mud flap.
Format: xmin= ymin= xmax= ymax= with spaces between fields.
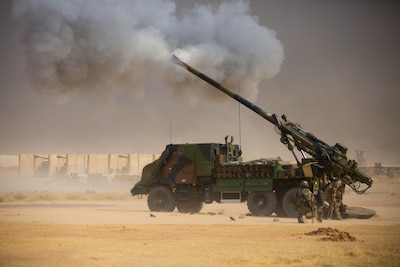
xmin=341 ymin=206 xmax=376 ymax=219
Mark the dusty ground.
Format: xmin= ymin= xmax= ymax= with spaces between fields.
xmin=0 ymin=174 xmax=400 ymax=266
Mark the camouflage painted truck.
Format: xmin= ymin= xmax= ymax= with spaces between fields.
xmin=130 ymin=56 xmax=374 ymax=218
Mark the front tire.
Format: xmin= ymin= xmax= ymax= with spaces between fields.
xmin=148 ymin=186 xmax=176 ymax=212
xmin=247 ymin=191 xmax=277 ymax=216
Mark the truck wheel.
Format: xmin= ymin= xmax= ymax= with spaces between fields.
xmin=247 ymin=192 xmax=277 ymax=216
xmin=282 ymin=187 xmax=299 ymax=218
xmin=177 ymin=198 xmax=203 ymax=214
xmin=148 ymin=186 xmax=176 ymax=212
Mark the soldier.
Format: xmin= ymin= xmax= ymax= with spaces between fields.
xmin=336 ymin=175 xmax=352 ymax=216
xmin=295 ymin=180 xmax=320 ymax=223
xmin=326 ymin=175 xmax=352 ymax=220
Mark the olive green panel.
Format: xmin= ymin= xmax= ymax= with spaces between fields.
xmin=215 ymin=179 xmax=244 ymax=192
xmin=244 ymin=179 xmax=273 ymax=191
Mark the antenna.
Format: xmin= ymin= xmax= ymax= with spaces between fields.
xmin=169 ymin=118 xmax=172 ymax=144
xmin=238 ymin=80 xmax=242 ymax=148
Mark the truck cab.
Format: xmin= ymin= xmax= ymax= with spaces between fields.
xmin=130 ymin=141 xmax=242 ymax=213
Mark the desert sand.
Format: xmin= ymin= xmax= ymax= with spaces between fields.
xmin=0 ymin=175 xmax=399 ymax=266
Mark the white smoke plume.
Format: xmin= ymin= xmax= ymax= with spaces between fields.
xmin=12 ymin=0 xmax=284 ymax=101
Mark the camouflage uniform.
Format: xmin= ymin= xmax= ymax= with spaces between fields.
xmin=326 ymin=178 xmax=342 ymax=219
xmin=326 ymin=175 xmax=352 ymax=220
xmin=295 ymin=180 xmax=319 ymax=223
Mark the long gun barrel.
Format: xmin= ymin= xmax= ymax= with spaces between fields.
xmin=172 ymin=55 xmax=280 ymax=127
xmin=172 ymin=55 xmax=373 ymax=192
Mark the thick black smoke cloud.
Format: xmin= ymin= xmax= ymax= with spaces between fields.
xmin=12 ymin=0 xmax=284 ymax=102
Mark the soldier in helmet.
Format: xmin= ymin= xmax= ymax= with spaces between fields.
xmin=295 ymin=180 xmax=320 ymax=223
xmin=326 ymin=175 xmax=352 ymax=220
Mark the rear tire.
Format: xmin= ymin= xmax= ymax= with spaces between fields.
xmin=247 ymin=191 xmax=277 ymax=216
xmin=148 ymin=186 xmax=176 ymax=212
xmin=282 ymin=187 xmax=299 ymax=218
xmin=176 ymin=198 xmax=203 ymax=213
xmin=273 ymin=205 xmax=286 ymax=217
